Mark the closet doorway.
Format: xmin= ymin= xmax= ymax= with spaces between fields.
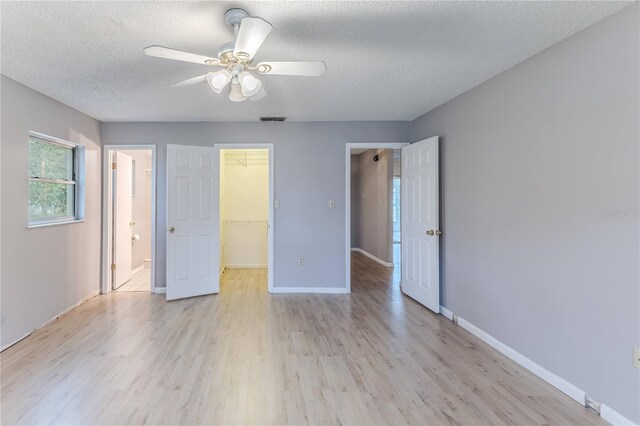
xmin=216 ymin=144 xmax=274 ymax=292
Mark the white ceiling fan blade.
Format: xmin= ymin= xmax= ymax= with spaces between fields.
xmin=255 ymin=61 xmax=326 ymax=77
xmin=249 ymin=87 xmax=267 ymax=101
xmin=144 ymin=46 xmax=220 ymax=66
xmin=233 ymin=17 xmax=272 ymax=60
xmin=168 ymin=74 xmax=208 ymax=88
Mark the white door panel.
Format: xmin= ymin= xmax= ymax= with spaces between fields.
xmin=166 ymin=144 xmax=219 ymax=300
xmin=401 ymin=136 xmax=440 ymax=312
xmin=113 ymin=152 xmax=133 ymax=289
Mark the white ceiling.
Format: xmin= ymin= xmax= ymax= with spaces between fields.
xmin=0 ymin=1 xmax=629 ymax=122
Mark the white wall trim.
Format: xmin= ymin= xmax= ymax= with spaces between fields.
xmin=102 ymin=145 xmax=157 ymax=295
xmin=153 ymin=287 xmax=166 ymax=294
xmin=270 ymin=287 xmax=350 ymax=294
xmin=351 ymin=247 xmax=393 ymax=267
xmin=600 ymin=404 xmax=637 ymax=426
xmin=1 ymin=289 xmax=99 ymax=352
xmin=440 ymin=305 xmax=454 ymax=321
xmin=439 ymin=306 xmax=640 ymax=425
xmin=345 ymin=142 xmax=409 ymax=292
xmin=454 ymin=315 xmax=586 ymax=404
xmin=214 ymin=144 xmax=274 ymax=293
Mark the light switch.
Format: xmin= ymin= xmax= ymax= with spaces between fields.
xmin=329 ymin=199 xmax=335 ymax=208
xmin=274 ymin=200 xmax=280 ymax=208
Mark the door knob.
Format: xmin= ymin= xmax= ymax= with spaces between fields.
xmin=435 ymin=230 xmax=443 ymax=236
xmin=168 ymin=227 xmax=175 ymax=233
xmin=426 ymin=229 xmax=435 ymax=236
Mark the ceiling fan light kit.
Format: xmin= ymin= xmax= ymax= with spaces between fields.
xmin=207 ymin=69 xmax=232 ymax=94
xmin=238 ymin=71 xmax=261 ymax=97
xmin=229 ymin=79 xmax=247 ymax=102
xmin=143 ymin=8 xmax=326 ymax=103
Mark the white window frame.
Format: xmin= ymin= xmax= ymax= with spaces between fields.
xmin=27 ymin=132 xmax=85 ymax=228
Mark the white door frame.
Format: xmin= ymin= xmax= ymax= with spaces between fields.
xmin=101 ymin=144 xmax=157 ymax=294
xmin=345 ymin=142 xmax=409 ymax=291
xmin=214 ymin=143 xmax=275 ymax=293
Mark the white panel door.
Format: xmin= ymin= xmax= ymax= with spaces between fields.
xmin=113 ymin=152 xmax=133 ymax=289
xmin=401 ymin=136 xmax=440 ymax=312
xmin=166 ymin=144 xmax=219 ymax=301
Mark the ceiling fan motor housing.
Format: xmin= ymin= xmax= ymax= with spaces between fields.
xmin=224 ymin=8 xmax=249 ymax=27
xmin=217 ymin=41 xmax=235 ymax=59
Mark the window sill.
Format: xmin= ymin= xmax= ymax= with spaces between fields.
xmin=27 ymin=219 xmax=85 ymax=229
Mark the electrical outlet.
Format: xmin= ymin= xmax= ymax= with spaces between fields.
xmin=329 ymin=199 xmax=335 ymax=208
xmin=298 ymin=257 xmax=304 ymax=266
xmin=274 ymin=200 xmax=280 ymax=208
xmin=634 ymin=347 xmax=640 ymax=369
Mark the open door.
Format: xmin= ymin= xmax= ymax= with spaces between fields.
xmin=166 ymin=144 xmax=219 ymax=301
xmin=113 ymin=151 xmax=133 ymax=289
xmin=401 ymin=136 xmax=440 ymax=313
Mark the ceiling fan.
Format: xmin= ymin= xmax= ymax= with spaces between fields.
xmin=144 ymin=8 xmax=327 ymax=102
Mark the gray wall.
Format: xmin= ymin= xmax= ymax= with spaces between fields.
xmin=410 ymin=4 xmax=639 ymax=422
xmin=350 ymin=155 xmax=360 ymax=248
xmin=352 ymin=149 xmax=393 ymax=263
xmin=0 ymin=75 xmax=102 ymax=349
xmin=102 ymin=121 xmax=410 ymax=290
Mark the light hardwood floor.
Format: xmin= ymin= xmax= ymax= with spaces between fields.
xmin=115 ymin=262 xmax=151 ymax=292
xmin=1 ymin=253 xmax=603 ymax=425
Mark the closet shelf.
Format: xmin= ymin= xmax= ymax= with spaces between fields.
xmin=223 ymin=151 xmax=269 ymax=167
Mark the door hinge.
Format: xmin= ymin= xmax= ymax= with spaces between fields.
xmin=111 ymin=263 xmax=116 ymax=271
xmin=112 ymin=162 xmax=117 ymax=169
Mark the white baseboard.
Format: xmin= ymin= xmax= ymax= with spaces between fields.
xmin=455 ymin=316 xmax=585 ymax=404
xmin=441 ymin=306 xmax=638 ymax=426
xmin=440 ymin=305 xmax=454 ymax=321
xmin=154 ymin=284 xmax=348 ymax=295
xmin=351 ymin=248 xmax=393 ymax=267
xmin=225 ymin=264 xmax=267 ymax=269
xmin=270 ymin=286 xmax=349 ymax=294
xmin=131 ymin=264 xmax=144 ymax=275
xmin=1 ymin=289 xmax=100 ymax=352
xmin=601 ymin=404 xmax=637 ymax=426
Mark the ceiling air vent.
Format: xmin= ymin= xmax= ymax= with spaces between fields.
xmin=260 ymin=117 xmax=286 ymax=122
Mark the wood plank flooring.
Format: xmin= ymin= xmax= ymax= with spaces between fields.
xmin=115 ymin=262 xmax=151 ymax=292
xmin=1 ymin=253 xmax=603 ymax=425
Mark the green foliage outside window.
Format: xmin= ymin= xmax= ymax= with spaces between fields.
xmin=28 ymin=138 xmax=76 ymax=221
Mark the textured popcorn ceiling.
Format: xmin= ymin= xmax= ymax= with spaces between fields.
xmin=0 ymin=1 xmax=630 ymax=122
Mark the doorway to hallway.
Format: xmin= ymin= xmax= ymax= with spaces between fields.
xmin=345 ymin=143 xmax=407 ymax=291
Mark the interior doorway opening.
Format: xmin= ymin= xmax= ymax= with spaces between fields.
xmin=345 ymin=143 xmax=407 ymax=291
xmin=218 ymin=147 xmax=272 ymax=291
xmin=102 ymin=145 xmax=156 ymax=294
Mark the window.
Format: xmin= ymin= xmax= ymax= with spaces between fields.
xmin=392 ymin=177 xmax=401 ymax=223
xmin=28 ymin=134 xmax=84 ymax=226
